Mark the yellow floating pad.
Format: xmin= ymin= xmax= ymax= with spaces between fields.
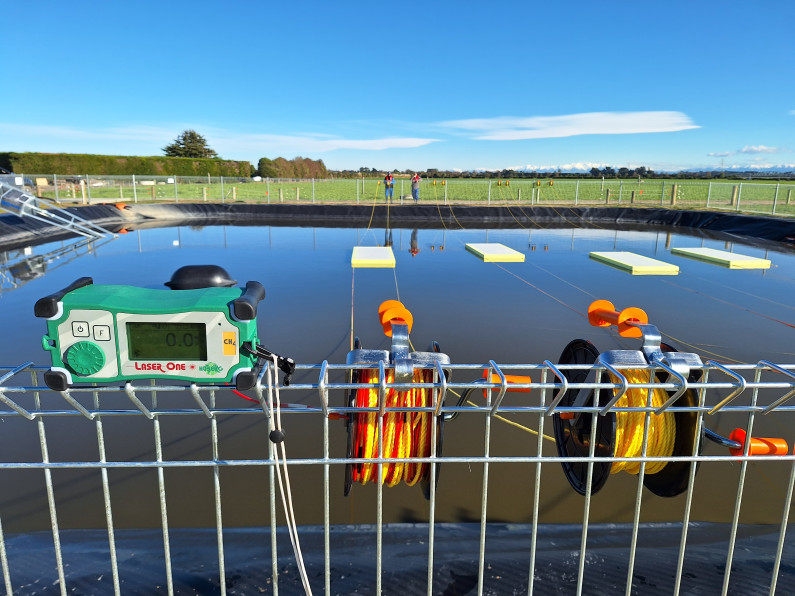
xmin=671 ymin=247 xmax=771 ymax=269
xmin=465 ymin=243 xmax=525 ymax=263
xmin=351 ymin=246 xmax=395 ymax=268
xmin=589 ymin=251 xmax=679 ymax=275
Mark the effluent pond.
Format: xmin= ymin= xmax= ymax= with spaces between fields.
xmin=1 ymin=221 xmax=793 ymax=533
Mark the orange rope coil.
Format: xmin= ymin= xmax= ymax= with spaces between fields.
xmin=350 ymin=366 xmax=434 ymax=487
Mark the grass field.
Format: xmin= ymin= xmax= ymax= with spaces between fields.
xmin=25 ymin=175 xmax=795 ymax=217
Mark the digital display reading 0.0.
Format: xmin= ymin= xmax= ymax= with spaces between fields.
xmin=126 ymin=322 xmax=207 ymax=361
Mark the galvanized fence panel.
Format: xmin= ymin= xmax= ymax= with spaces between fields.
xmin=0 ymin=361 xmax=793 ymax=595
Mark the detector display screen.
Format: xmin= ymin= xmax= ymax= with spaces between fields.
xmin=126 ymin=322 xmax=208 ymax=361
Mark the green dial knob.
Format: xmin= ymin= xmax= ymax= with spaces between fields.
xmin=65 ymin=341 xmax=106 ymax=376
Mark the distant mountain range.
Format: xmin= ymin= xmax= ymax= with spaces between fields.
xmin=492 ymin=163 xmax=795 ymax=175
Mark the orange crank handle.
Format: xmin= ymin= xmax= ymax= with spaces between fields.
xmin=587 ymin=299 xmax=648 ymax=338
xmin=481 ymin=370 xmax=532 ymax=399
xmin=728 ymin=428 xmax=789 ymax=456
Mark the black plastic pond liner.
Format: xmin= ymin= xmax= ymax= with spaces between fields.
xmin=2 ymin=203 xmax=795 ymax=250
xmin=4 ymin=523 xmax=792 ymax=595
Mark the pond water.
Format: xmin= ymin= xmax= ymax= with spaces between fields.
xmin=1 ymin=223 xmax=793 ymax=532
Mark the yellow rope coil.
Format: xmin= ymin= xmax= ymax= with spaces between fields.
xmin=610 ymin=369 xmax=676 ymax=475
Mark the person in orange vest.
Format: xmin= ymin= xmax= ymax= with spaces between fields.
xmin=411 ymin=173 xmax=421 ymax=203
xmin=384 ymin=172 xmax=394 ymax=202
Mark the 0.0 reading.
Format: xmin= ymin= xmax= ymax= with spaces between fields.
xmin=126 ymin=322 xmax=208 ymax=361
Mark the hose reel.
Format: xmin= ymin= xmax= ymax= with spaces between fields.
xmin=553 ymin=300 xmax=789 ymax=498
xmin=344 ymin=300 xmax=450 ymax=499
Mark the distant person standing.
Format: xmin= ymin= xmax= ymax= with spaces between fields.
xmin=384 ymin=173 xmax=394 ymax=202
xmin=411 ymin=173 xmax=421 ymax=203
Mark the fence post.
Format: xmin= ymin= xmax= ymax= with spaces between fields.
xmin=132 ymin=174 xmax=137 ymax=203
xmin=356 ymin=178 xmax=360 ymax=204
xmin=787 ymin=188 xmax=792 ymax=205
xmin=518 ymin=188 xmax=521 ymax=202
xmin=220 ymin=176 xmax=224 ymax=204
xmin=706 ymin=182 xmax=712 ymax=208
xmin=296 ymin=187 xmax=300 ymax=202
xmin=267 ymin=179 xmax=270 ymax=204
xmin=487 ymin=180 xmax=491 ymax=205
xmin=203 ymin=187 xmax=207 ymax=201
xmin=174 ymin=177 xmax=178 ymax=202
xmin=671 ymin=184 xmax=677 ymax=206
xmin=312 ymin=178 xmax=315 ymax=203
xmin=80 ymin=179 xmax=87 ymax=204
xmin=619 ymin=180 xmax=623 ymax=203
xmin=279 ymin=188 xmax=283 ymax=202
xmin=772 ymin=183 xmax=779 ymax=214
xmin=631 ymin=190 xmax=636 ymax=204
xmin=660 ymin=181 xmax=665 ymax=206
xmin=85 ymin=175 xmax=91 ymax=203
xmin=575 ymin=180 xmax=579 ymax=205
xmin=54 ymin=174 xmax=59 ymax=202
xmin=232 ymin=187 xmax=237 ymax=201
xmin=444 ymin=181 xmax=447 ymax=204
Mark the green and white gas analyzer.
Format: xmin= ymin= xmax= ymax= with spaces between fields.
xmin=35 ymin=276 xmax=269 ymax=391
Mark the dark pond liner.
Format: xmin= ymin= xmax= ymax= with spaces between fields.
xmin=4 ymin=523 xmax=791 ymax=595
xmin=1 ymin=203 xmax=795 ymax=251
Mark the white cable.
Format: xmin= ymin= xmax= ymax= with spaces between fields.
xmin=266 ymin=357 xmax=313 ymax=595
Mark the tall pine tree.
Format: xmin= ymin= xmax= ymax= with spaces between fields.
xmin=163 ymin=130 xmax=218 ymax=158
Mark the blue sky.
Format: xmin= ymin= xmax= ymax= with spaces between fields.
xmin=2 ymin=1 xmax=794 ymax=173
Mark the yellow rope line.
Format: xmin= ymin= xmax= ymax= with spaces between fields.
xmin=610 ymin=369 xmax=675 ymax=475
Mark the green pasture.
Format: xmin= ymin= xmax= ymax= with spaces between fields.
xmin=28 ymin=175 xmax=795 ymax=217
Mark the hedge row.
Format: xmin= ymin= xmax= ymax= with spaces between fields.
xmin=0 ymin=153 xmax=252 ymax=177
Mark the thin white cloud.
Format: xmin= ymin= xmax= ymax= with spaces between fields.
xmin=709 ymin=145 xmax=785 ymax=158
xmin=0 ymin=123 xmax=439 ymax=156
xmin=213 ymin=133 xmax=437 ymax=153
xmin=438 ymin=111 xmax=699 ymax=140
xmin=739 ymin=145 xmax=779 ymax=154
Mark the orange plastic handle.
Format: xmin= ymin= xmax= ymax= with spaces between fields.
xmin=481 ymin=370 xmax=532 ymax=399
xmin=729 ymin=428 xmax=789 ymax=456
xmin=378 ymin=300 xmax=413 ymax=337
xmin=587 ymin=299 xmax=648 ymax=338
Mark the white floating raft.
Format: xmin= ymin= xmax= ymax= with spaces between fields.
xmin=351 ymin=246 xmax=396 ymax=268
xmin=589 ymin=251 xmax=679 ymax=275
xmin=465 ymin=243 xmax=525 ymax=263
xmin=670 ymin=247 xmax=771 ymax=269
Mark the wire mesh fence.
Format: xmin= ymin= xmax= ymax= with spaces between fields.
xmin=9 ymin=175 xmax=795 ymax=217
xmin=0 ymin=359 xmax=793 ymax=595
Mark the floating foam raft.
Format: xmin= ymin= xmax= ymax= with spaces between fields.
xmin=465 ymin=243 xmax=525 ymax=263
xmin=670 ymin=247 xmax=771 ymax=269
xmin=351 ymin=246 xmax=396 ymax=268
xmin=589 ymin=251 xmax=679 ymax=275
